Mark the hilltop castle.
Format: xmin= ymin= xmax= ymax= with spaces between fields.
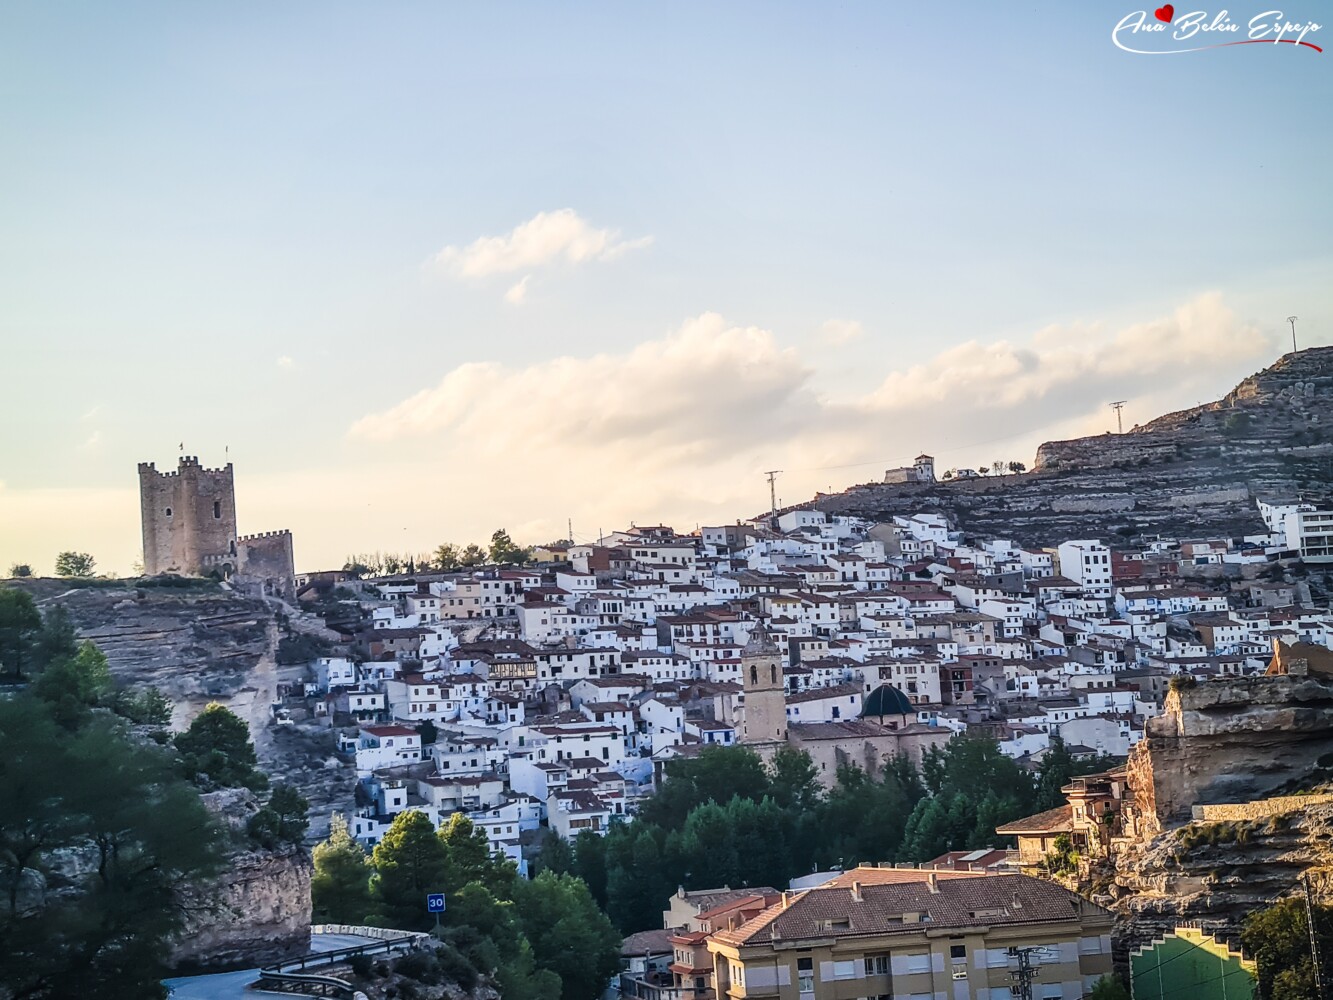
xmin=137 ymin=455 xmax=296 ymax=600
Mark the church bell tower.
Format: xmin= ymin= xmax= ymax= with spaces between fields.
xmin=740 ymin=620 xmax=787 ymax=744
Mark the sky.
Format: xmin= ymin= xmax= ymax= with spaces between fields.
xmin=1 ymin=1 xmax=1330 ymax=575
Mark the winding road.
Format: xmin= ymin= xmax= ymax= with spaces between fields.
xmin=163 ymin=930 xmax=384 ymax=999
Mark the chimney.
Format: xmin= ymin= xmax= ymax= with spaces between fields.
xmin=927 ymin=872 xmax=940 ymax=894
xmin=782 ymin=891 xmax=794 ymax=909
xmin=1011 ymin=891 xmax=1023 ymax=910
xmin=851 ymin=881 xmax=864 ymax=903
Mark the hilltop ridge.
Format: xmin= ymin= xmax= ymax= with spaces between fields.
xmin=810 ymin=347 xmax=1333 ymax=546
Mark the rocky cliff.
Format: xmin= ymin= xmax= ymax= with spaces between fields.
xmin=171 ymin=788 xmax=314 ymax=972
xmin=1108 ymin=795 xmax=1333 ymax=954
xmin=1128 ymin=675 xmax=1333 ymax=837
xmin=809 ymin=347 xmax=1333 ymax=545
xmin=13 ymin=578 xmax=357 ymax=840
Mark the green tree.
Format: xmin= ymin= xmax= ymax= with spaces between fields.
xmin=111 ymin=686 xmax=173 ymax=727
xmin=514 ymin=871 xmax=621 ymax=1000
xmin=247 ymin=783 xmax=310 ymax=848
xmin=1242 ymin=896 xmax=1332 ymax=1000
xmin=459 ymin=543 xmax=487 ymax=567
xmin=32 ymin=604 xmax=79 ymax=672
xmin=417 ymin=719 xmax=439 ymax=745
xmin=1089 ymin=976 xmax=1130 ymax=1000
xmin=433 ymin=543 xmax=461 ymax=571
xmin=637 ymin=744 xmax=771 ymax=829
xmin=312 ymin=814 xmax=373 ymax=923
xmin=7 ymin=564 xmax=31 ymax=578
xmin=0 ymin=587 xmax=43 ymax=679
xmin=0 ymin=696 xmax=226 ymax=999
xmin=570 ymin=829 xmax=609 ymax=907
xmin=439 ymin=813 xmax=517 ymax=899
xmin=371 ymin=810 xmax=451 ymax=929
xmin=533 ymin=831 xmax=574 ymax=877
xmin=489 ymin=529 xmax=529 ymax=566
xmin=33 ymin=642 xmax=106 ymax=717
xmin=32 ymin=641 xmax=113 ymax=728
xmin=54 ymin=551 xmax=96 ymax=578
xmin=174 ymin=702 xmax=267 ymax=791
xmin=767 ymin=745 xmax=822 ymax=811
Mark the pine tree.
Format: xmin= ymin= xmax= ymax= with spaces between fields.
xmin=371 ymin=810 xmax=450 ymax=929
xmin=312 ymin=814 xmax=372 ymax=923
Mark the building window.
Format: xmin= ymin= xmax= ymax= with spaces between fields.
xmin=864 ymin=954 xmax=891 ymax=976
xmin=164 ymin=507 xmax=172 ymax=517
xmin=213 ymin=500 xmax=222 ymax=519
xmin=797 ymin=957 xmax=814 ymax=994
xmin=950 ymin=945 xmax=967 ymax=961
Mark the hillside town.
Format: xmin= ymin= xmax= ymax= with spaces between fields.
xmin=257 ymin=480 xmax=1326 ymax=858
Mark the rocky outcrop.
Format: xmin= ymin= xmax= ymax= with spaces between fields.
xmin=1129 ymin=675 xmax=1333 ymax=837
xmin=1108 ymin=796 xmax=1333 ymax=954
xmin=171 ymin=788 xmax=313 ymax=972
xmin=807 ymin=347 xmax=1333 ymax=546
xmin=172 ymin=846 xmax=313 ymax=971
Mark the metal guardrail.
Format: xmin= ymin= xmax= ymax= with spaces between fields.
xmin=254 ymin=968 xmax=361 ymax=998
xmin=254 ymin=934 xmax=421 ymax=998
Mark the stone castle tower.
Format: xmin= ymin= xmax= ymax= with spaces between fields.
xmin=740 ymin=621 xmax=787 ymax=744
xmin=138 ymin=456 xmax=239 ymax=576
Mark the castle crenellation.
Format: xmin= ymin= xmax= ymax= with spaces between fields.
xmin=137 ymin=455 xmax=295 ymax=600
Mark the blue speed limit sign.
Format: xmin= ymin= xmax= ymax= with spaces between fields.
xmin=426 ymin=893 xmax=446 ymax=913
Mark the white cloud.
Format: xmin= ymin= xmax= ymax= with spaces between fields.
xmin=430 ymin=209 xmax=652 ymax=280
xmin=276 ymin=356 xmax=295 ymax=369
xmin=820 ymin=319 xmax=865 ymax=345
xmin=344 ymin=293 xmax=1276 ymax=550
xmin=505 ymin=276 xmax=531 ymax=305
xmin=79 ymin=430 xmax=103 ymax=451
xmin=0 ymin=293 xmax=1279 ymax=575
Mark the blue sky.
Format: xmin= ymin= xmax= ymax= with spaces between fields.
xmin=1 ymin=1 xmax=1329 ymax=572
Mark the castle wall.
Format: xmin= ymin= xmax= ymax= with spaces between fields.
xmin=138 ymin=458 xmax=238 ymax=576
xmin=236 ymin=530 xmax=296 ymax=601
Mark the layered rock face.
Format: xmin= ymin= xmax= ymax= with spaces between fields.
xmin=172 ymin=847 xmax=313 ymax=971
xmin=810 ymin=347 xmax=1333 ymax=546
xmin=1130 ymin=675 xmax=1333 ymax=837
xmin=1109 ymin=798 xmax=1333 ymax=953
xmin=1106 ymin=673 xmax=1333 ymax=954
xmin=171 ymin=788 xmax=313 ymax=972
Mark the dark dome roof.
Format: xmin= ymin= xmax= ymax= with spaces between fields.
xmin=861 ymin=684 xmax=913 ymax=718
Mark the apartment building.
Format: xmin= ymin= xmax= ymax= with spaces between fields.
xmin=706 ymin=867 xmax=1113 ymax=1000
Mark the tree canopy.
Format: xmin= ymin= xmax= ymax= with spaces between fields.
xmin=174 ymin=702 xmax=267 ymax=791
xmin=0 ymin=689 xmax=226 ymax=999
xmin=53 ymin=551 xmax=96 ymax=578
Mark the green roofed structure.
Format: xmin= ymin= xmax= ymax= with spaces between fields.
xmin=1132 ymin=925 xmax=1255 ymax=1000
xmin=860 ymin=683 xmax=913 ymax=723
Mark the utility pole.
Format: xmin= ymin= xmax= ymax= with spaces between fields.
xmin=1289 ymin=316 xmax=1299 ymax=354
xmin=1110 ymin=401 xmax=1126 ymax=434
xmin=764 ymin=470 xmax=782 ymax=514
xmin=568 ymin=517 xmax=573 ymax=544
xmin=1303 ymin=873 xmax=1326 ymax=1000
xmin=1007 ymin=946 xmax=1041 ymax=1000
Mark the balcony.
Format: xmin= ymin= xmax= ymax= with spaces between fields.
xmin=620 ymin=972 xmax=714 ymax=1000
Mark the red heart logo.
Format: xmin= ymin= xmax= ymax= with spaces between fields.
xmin=1155 ymin=4 xmax=1174 ymax=21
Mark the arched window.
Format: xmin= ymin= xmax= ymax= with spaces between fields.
xmin=165 ymin=507 xmax=172 ymax=517
xmin=750 ymin=665 xmax=758 ymax=685
xmin=771 ymin=664 xmax=778 ymax=684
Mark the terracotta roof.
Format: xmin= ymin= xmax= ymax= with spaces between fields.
xmin=712 ymin=869 xmax=1099 ymax=946
xmin=621 ymin=928 xmax=673 ymax=957
xmin=995 ymin=805 xmax=1074 ymax=835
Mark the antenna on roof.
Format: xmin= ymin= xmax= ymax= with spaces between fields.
xmin=764 ymin=470 xmax=782 ymax=515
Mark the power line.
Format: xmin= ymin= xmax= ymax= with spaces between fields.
xmin=1110 ymin=401 xmax=1127 ymax=435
